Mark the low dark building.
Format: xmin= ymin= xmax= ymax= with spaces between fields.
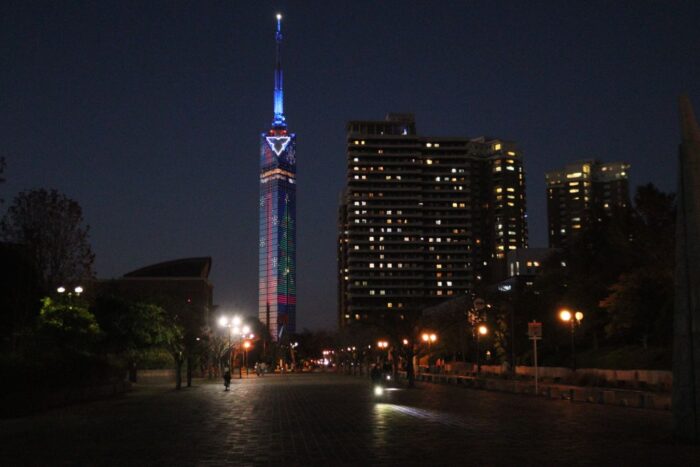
xmin=89 ymin=257 xmax=214 ymax=330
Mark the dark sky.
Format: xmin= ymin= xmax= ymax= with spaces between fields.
xmin=2 ymin=1 xmax=699 ymax=330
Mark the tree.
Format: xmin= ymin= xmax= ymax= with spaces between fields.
xmin=90 ymin=296 xmax=172 ymax=382
xmin=600 ymin=184 xmax=676 ymax=348
xmin=38 ymin=296 xmax=100 ymax=356
xmin=0 ymin=189 xmax=95 ymax=293
xmin=601 ymin=267 xmax=674 ymax=348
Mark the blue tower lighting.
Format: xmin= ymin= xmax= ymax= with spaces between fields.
xmin=259 ymin=13 xmax=296 ymax=341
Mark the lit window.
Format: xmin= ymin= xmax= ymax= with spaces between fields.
xmin=369 ymin=263 xmax=375 ymax=268
xmin=426 ymin=159 xmax=433 ymax=165
xmin=494 ymin=143 xmax=502 ymax=150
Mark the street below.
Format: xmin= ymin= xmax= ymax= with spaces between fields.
xmin=0 ymin=372 xmax=696 ymax=466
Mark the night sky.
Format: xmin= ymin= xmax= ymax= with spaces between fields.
xmin=2 ymin=1 xmax=699 ymax=330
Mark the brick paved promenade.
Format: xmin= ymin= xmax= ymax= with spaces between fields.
xmin=0 ymin=373 xmax=697 ymax=466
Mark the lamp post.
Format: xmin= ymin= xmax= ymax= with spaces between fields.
xmin=476 ymin=324 xmax=488 ymax=375
xmin=219 ymin=315 xmax=248 ymax=378
xmin=243 ymin=341 xmax=251 ymax=377
xmin=421 ymin=332 xmax=437 ymax=371
xmin=57 ymin=285 xmax=84 ymax=307
xmin=559 ymin=309 xmax=584 ymax=371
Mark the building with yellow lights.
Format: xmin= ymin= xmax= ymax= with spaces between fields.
xmin=337 ymin=114 xmax=527 ymax=327
xmin=545 ymin=160 xmax=630 ymax=249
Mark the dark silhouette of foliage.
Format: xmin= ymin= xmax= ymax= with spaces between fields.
xmin=600 ymin=184 xmax=676 ymax=348
xmin=90 ymin=296 xmax=174 ymax=382
xmin=0 ymin=189 xmax=95 ymax=293
xmin=38 ymin=297 xmax=100 ymax=356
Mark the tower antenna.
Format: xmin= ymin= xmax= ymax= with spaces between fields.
xmin=273 ymin=13 xmax=285 ymax=127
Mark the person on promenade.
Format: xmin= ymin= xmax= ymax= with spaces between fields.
xmin=223 ymin=368 xmax=231 ymax=391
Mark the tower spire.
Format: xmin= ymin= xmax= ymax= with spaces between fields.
xmin=272 ymin=13 xmax=285 ymax=128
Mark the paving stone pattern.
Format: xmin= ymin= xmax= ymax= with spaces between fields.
xmin=0 ymin=373 xmax=697 ymax=466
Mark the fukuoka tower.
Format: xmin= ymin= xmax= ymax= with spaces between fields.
xmin=258 ymin=14 xmax=296 ymax=341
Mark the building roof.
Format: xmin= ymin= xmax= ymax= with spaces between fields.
xmin=123 ymin=257 xmax=212 ymax=279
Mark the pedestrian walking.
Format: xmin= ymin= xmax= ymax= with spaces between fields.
xmin=223 ymin=368 xmax=231 ymax=391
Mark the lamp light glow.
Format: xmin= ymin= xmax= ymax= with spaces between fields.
xmin=559 ymin=309 xmax=572 ymax=322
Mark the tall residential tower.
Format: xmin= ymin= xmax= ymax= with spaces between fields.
xmin=337 ymin=114 xmax=527 ymax=326
xmin=259 ymin=15 xmax=296 ymax=340
xmin=545 ymin=160 xmax=630 ymax=249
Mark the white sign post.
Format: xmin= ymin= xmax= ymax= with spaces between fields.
xmin=528 ymin=321 xmax=542 ymax=395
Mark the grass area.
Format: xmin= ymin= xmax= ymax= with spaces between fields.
xmin=574 ymin=346 xmax=671 ymax=370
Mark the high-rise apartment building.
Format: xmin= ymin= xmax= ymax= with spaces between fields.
xmin=259 ymin=15 xmax=296 ymax=340
xmin=545 ymin=160 xmax=630 ymax=249
xmin=337 ymin=114 xmax=527 ymax=327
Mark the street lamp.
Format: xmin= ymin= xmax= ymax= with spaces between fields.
xmin=476 ymin=324 xmax=488 ymax=375
xmin=559 ymin=308 xmax=584 ymax=371
xmin=219 ymin=314 xmax=246 ymax=378
xmin=243 ymin=340 xmax=251 ymax=376
xmin=421 ymin=332 xmax=438 ymax=371
xmin=56 ymin=285 xmax=84 ymax=307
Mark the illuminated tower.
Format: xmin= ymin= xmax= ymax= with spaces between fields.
xmin=259 ymin=14 xmax=296 ymax=341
